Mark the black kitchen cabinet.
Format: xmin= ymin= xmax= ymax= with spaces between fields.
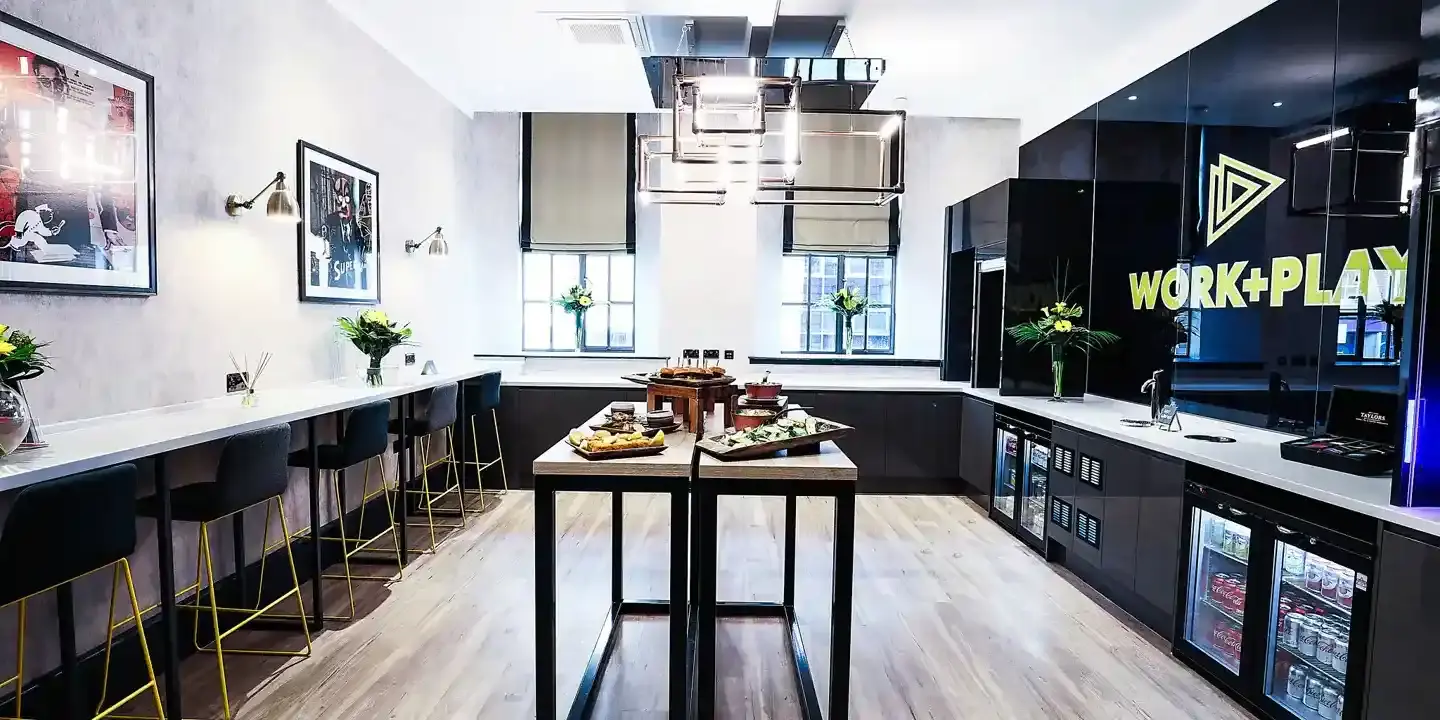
xmin=1132 ymin=454 xmax=1183 ymax=641
xmin=499 ymin=387 xmax=645 ymax=489
xmin=958 ymin=396 xmax=994 ymax=510
xmin=1049 ymin=426 xmax=1080 ymax=551
xmin=800 ymin=391 xmax=886 ymax=488
xmin=1097 ymin=436 xmax=1141 ymax=599
xmin=1365 ymin=528 xmax=1440 ymax=720
xmin=884 ymin=394 xmax=963 ymax=494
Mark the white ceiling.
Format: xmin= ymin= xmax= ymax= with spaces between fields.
xmin=329 ymin=0 xmax=1275 ymax=140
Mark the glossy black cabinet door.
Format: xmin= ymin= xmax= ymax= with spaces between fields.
xmin=500 ymin=387 xmax=645 ymax=489
xmin=1133 ymin=454 xmax=1184 ymax=642
xmin=1366 ymin=529 xmax=1440 ymax=719
xmin=1098 ymin=437 xmax=1142 ymax=597
xmin=958 ymin=397 xmax=995 ymax=509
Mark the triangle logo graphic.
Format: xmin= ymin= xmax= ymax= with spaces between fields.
xmin=1207 ymin=154 xmax=1285 ymax=246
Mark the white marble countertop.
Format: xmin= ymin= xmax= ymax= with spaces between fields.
xmin=963 ymin=388 xmax=1440 ymax=538
xmin=0 ymin=362 xmax=500 ymax=493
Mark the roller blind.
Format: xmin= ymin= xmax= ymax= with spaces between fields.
xmin=788 ymin=113 xmax=895 ymax=254
xmin=525 ymin=113 xmax=632 ymax=252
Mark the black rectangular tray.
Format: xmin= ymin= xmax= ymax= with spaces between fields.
xmin=696 ymin=418 xmax=852 ymax=461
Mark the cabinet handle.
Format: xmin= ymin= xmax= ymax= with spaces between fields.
xmin=1227 ymin=507 xmax=1246 ymax=518
xmin=1276 ymin=526 xmax=1298 ymax=535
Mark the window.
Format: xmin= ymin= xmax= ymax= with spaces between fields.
xmin=522 ymin=252 xmax=635 ymax=351
xmin=1334 ymin=266 xmax=1402 ymax=361
xmin=780 ymin=254 xmax=894 ymax=353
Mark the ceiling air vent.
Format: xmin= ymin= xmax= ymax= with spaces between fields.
xmin=552 ymin=14 xmax=651 ymax=54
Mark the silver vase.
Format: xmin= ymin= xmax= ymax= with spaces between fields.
xmin=13 ymin=381 xmax=43 ymax=445
xmin=0 ymin=383 xmax=33 ymax=457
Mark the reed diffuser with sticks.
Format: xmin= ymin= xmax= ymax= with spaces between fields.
xmin=229 ymin=352 xmax=273 ymax=407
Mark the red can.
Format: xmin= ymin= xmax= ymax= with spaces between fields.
xmin=1230 ymin=585 xmax=1247 ymax=614
xmin=1211 ymin=573 xmax=1228 ymax=604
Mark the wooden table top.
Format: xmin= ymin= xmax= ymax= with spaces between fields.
xmin=532 ymin=405 xmax=857 ymax=483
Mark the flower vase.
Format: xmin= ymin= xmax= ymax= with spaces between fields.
xmin=843 ymin=321 xmax=855 ymax=355
xmin=241 ymin=389 xmax=258 ymax=408
xmin=1050 ymin=345 xmax=1066 ymax=401
xmin=367 ymin=354 xmax=386 ymax=387
xmin=0 ymin=382 xmax=32 ymax=457
xmin=11 ymin=381 xmax=43 ymax=446
xmin=574 ymin=312 xmax=585 ymax=352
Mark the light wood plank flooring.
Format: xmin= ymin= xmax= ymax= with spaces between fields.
xmin=184 ymin=493 xmax=1253 ymax=719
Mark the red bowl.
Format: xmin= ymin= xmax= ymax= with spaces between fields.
xmin=745 ymin=382 xmax=783 ymax=400
xmin=733 ymin=411 xmax=776 ymax=431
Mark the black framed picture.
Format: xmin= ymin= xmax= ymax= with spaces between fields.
xmin=0 ymin=12 xmax=157 ymax=296
xmin=296 ymin=140 xmax=380 ymax=304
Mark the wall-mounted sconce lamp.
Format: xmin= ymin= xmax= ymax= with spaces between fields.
xmin=225 ymin=171 xmax=298 ymax=222
xmin=405 ymin=226 xmax=448 ymax=256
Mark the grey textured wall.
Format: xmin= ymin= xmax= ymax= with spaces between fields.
xmin=0 ymin=0 xmax=519 ymax=685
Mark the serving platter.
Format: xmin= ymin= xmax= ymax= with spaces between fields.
xmin=622 ymin=373 xmax=736 ymax=388
xmin=697 ymin=417 xmax=853 ymax=461
xmin=567 ymin=441 xmax=669 ymax=461
xmin=587 ymin=420 xmax=681 ymax=436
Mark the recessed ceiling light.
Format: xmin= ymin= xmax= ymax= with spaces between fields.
xmin=1273 ymin=101 xmax=1284 ymax=107
xmin=1127 ymin=95 xmax=1138 ymax=101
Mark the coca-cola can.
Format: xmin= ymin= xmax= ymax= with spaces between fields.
xmin=1230 ymin=584 xmax=1247 ymax=614
xmin=1320 ymin=687 xmax=1341 ymax=719
xmin=1286 ymin=665 xmax=1307 ymax=700
xmin=1337 ymin=574 xmax=1354 ymax=608
xmin=1304 ymin=677 xmax=1324 ymax=710
xmin=1316 ymin=631 xmax=1336 ymax=665
xmin=1284 ymin=613 xmax=1304 ymax=648
xmin=1224 ymin=627 xmax=1243 ymax=663
xmin=1211 ymin=573 xmax=1228 ymax=604
xmin=1298 ymin=620 xmax=1319 ymax=658
xmin=1332 ymin=636 xmax=1349 ymax=674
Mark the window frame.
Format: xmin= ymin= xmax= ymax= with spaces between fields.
xmin=521 ymin=251 xmax=636 ymax=352
xmin=780 ymin=253 xmax=896 ymax=354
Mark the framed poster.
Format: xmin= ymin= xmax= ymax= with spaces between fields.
xmin=296 ymin=140 xmax=379 ymax=304
xmin=0 ymin=12 xmax=156 ymax=296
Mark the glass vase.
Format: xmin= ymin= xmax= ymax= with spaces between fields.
xmin=843 ymin=321 xmax=855 ymax=355
xmin=367 ymin=353 xmax=387 ymax=387
xmin=1050 ymin=345 xmax=1066 ymax=401
xmin=574 ymin=312 xmax=585 ymax=352
xmin=0 ymin=382 xmax=32 ymax=457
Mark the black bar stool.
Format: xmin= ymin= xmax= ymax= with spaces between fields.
xmin=283 ymin=399 xmax=400 ymax=622
xmin=128 ymin=423 xmax=311 ymax=720
xmin=463 ymin=371 xmax=508 ymax=510
xmin=1 ymin=464 xmax=165 ymax=720
xmin=391 ymin=381 xmax=464 ymax=551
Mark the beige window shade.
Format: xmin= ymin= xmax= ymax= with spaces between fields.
xmin=528 ymin=113 xmax=630 ymax=252
xmin=789 ymin=113 xmax=895 ymax=254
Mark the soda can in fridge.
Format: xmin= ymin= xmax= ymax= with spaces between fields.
xmin=1332 ymin=636 xmax=1348 ymax=674
xmin=1304 ymin=677 xmax=1324 ymax=710
xmin=1319 ymin=686 xmax=1341 ymax=719
xmin=1298 ymin=619 xmax=1319 ymax=658
xmin=1286 ymin=665 xmax=1308 ymax=701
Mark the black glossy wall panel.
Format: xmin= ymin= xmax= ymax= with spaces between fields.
xmin=978 ymin=0 xmax=1421 ymax=435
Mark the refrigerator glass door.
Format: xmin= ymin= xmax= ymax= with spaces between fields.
xmin=1183 ymin=507 xmax=1252 ymax=676
xmin=993 ymin=428 xmax=1019 ymax=519
xmin=1263 ymin=537 xmax=1365 ymax=720
xmin=1019 ymin=441 xmax=1050 ymax=540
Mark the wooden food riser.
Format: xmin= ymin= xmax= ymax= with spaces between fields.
xmin=646 ymin=382 xmax=738 ymax=436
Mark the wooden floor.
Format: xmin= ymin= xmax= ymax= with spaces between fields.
xmin=173 ymin=492 xmax=1254 ymax=719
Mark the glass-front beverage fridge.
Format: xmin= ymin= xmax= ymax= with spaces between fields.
xmin=1176 ymin=482 xmax=1373 ymax=720
xmin=990 ymin=412 xmax=1050 ymax=555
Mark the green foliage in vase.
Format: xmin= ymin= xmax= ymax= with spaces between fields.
xmin=553 ymin=283 xmax=596 ymax=315
xmin=0 ymin=323 xmax=52 ymax=385
xmin=1006 ymin=279 xmax=1119 ymax=354
xmin=337 ymin=310 xmax=414 ymax=359
xmin=818 ymin=287 xmax=870 ymax=323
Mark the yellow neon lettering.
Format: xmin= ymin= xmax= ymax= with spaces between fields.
xmin=1192 ymin=265 xmax=1216 ymax=309
xmin=1339 ymin=248 xmax=1374 ymax=299
xmin=1271 ymin=256 xmax=1302 ymax=307
xmin=1215 ymin=262 xmax=1248 ymax=308
xmin=1162 ymin=266 xmax=1188 ymax=311
xmin=1375 ymin=246 xmax=1409 ymax=303
xmin=1305 ymin=253 xmax=1335 ymax=306
xmin=1129 ymin=271 xmax=1163 ymax=310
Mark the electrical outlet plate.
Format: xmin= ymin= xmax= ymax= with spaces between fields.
xmin=404 ymin=353 xmax=417 ymax=366
xmin=724 ymin=349 xmax=735 ymax=360
xmin=225 ymin=372 xmax=249 ymax=394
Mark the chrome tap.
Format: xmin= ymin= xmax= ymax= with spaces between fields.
xmin=1141 ymin=369 xmax=1164 ymax=421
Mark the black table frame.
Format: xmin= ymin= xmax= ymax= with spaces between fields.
xmin=533 ymin=470 xmax=690 ymax=720
xmin=691 ymin=474 xmax=856 ymax=720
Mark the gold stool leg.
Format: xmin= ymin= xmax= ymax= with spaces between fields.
xmin=276 ymin=499 xmax=314 ymax=655
xmin=493 ymin=408 xmax=509 ymax=495
xmin=199 ymin=522 xmax=234 ymax=720
xmin=352 ymin=457 xmax=404 ymax=579
xmin=380 ymin=457 xmax=405 ymax=572
xmin=444 ymin=427 xmax=471 ymax=522
xmin=94 ymin=564 xmax=122 ymax=714
xmin=417 ymin=435 xmax=439 ymax=552
xmin=93 ymin=559 xmax=165 ymax=720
